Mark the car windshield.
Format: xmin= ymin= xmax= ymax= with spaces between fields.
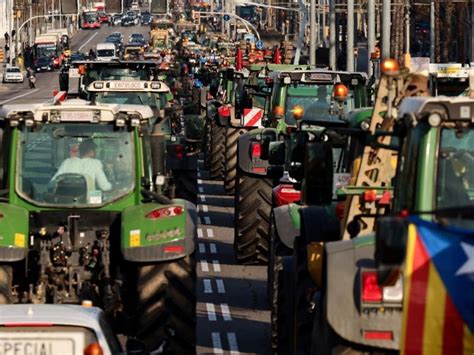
xmin=84 ymin=12 xmax=98 ymax=22
xmin=97 ymin=49 xmax=115 ymax=57
xmin=284 ymin=84 xmax=354 ymax=125
xmin=94 ymin=92 xmax=159 ymax=107
xmin=7 ymin=68 xmax=20 ymax=73
xmin=17 ymin=123 xmax=135 ymax=207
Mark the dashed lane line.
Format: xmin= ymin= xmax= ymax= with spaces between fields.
xmin=221 ymin=304 xmax=232 ymax=321
xmin=216 ymin=279 xmax=226 ymax=294
xmin=227 ymin=333 xmax=240 ymax=355
xmin=212 ymin=260 xmax=221 ymax=272
xmin=78 ymin=32 xmax=99 ymax=51
xmin=201 ymin=260 xmax=209 ymax=272
xmin=0 ymin=89 xmax=39 ymax=105
xmin=210 ymin=243 xmax=217 ymax=254
xmin=204 ymin=279 xmax=213 ymax=293
xmin=198 ymin=243 xmax=205 ymax=253
xmin=206 ymin=303 xmax=217 ymax=321
xmin=211 ymin=333 xmax=224 ymax=354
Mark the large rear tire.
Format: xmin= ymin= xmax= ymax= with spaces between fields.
xmin=0 ymin=265 xmax=12 ymax=304
xmin=174 ymin=169 xmax=197 ymax=205
xmin=223 ymin=127 xmax=244 ymax=195
xmin=274 ymin=256 xmax=294 ymax=354
xmin=131 ymin=256 xmax=196 ymax=354
xmin=234 ymin=170 xmax=272 ymax=265
xmin=210 ymin=119 xmax=225 ymax=180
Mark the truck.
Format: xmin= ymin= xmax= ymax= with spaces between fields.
xmin=149 ymin=29 xmax=169 ymax=52
xmin=0 ymin=100 xmax=197 ymax=354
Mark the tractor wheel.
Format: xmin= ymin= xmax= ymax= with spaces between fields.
xmin=132 ymin=256 xmax=196 ymax=354
xmin=174 ymin=169 xmax=197 ymax=205
xmin=234 ymin=170 xmax=272 ymax=264
xmin=210 ymin=120 xmax=225 ymax=180
xmin=223 ymin=126 xmax=244 ymax=195
xmin=292 ymin=236 xmax=315 ymax=354
xmin=274 ymin=256 xmax=294 ymax=354
xmin=0 ymin=265 xmax=13 ymax=304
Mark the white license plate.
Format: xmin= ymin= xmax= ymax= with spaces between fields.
xmin=60 ymin=111 xmax=93 ymax=122
xmin=0 ymin=338 xmax=75 ymax=355
xmin=68 ymin=68 xmax=80 ymax=78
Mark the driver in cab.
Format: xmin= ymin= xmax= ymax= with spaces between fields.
xmin=51 ymin=139 xmax=112 ymax=191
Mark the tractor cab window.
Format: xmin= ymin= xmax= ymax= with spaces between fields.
xmin=285 ymin=84 xmax=355 ymax=125
xmin=17 ymin=123 xmax=135 ymax=207
xmin=437 ymin=126 xmax=474 ymax=226
xmin=0 ymin=124 xmax=8 ymax=189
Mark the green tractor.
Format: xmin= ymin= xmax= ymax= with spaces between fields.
xmin=233 ymin=69 xmax=368 ymax=265
xmin=0 ymin=101 xmax=197 ymax=354
xmin=87 ymin=80 xmax=203 ymax=205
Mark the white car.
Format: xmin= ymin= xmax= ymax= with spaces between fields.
xmin=2 ymin=67 xmax=24 ymax=83
xmin=0 ymin=304 xmax=123 ymax=355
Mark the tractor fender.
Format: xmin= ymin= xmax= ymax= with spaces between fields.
xmin=324 ymin=236 xmax=401 ymax=350
xmin=0 ymin=203 xmax=29 ymax=262
xmin=273 ymin=203 xmax=300 ymax=250
xmin=237 ymin=128 xmax=277 ymax=176
xmin=122 ymin=200 xmax=197 ymax=262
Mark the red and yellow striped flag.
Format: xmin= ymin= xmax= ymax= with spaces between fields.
xmin=401 ymin=223 xmax=474 ymax=355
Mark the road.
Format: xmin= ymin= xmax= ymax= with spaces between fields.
xmin=0 ymin=24 xmax=271 ymax=355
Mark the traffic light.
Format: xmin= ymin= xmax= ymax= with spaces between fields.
xmin=105 ymin=0 xmax=122 ymax=14
xmin=61 ymin=0 xmax=78 ymax=14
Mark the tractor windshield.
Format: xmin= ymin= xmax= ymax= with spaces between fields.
xmin=436 ymin=126 xmax=474 ymax=225
xmin=285 ymin=84 xmax=355 ymax=125
xmin=17 ymin=123 xmax=135 ymax=207
xmin=93 ymin=92 xmax=160 ymax=107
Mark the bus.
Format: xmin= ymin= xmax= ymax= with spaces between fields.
xmin=81 ymin=11 xmax=101 ymax=29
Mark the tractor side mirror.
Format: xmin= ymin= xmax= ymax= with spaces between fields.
xmin=268 ymin=141 xmax=285 ymax=166
xmin=375 ymin=216 xmax=408 ymax=286
xmin=301 ymin=141 xmax=333 ymax=205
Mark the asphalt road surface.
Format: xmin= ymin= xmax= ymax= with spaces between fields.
xmin=0 ymin=24 xmax=271 ymax=354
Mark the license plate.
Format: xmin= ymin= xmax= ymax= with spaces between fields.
xmin=60 ymin=111 xmax=93 ymax=122
xmin=0 ymin=338 xmax=75 ymax=355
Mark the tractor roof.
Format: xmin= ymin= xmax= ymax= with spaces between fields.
xmin=1 ymin=100 xmax=154 ymax=125
xmin=269 ymin=69 xmax=368 ymax=84
xmin=399 ymin=96 xmax=474 ymax=122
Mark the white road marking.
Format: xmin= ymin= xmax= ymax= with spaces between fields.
xmin=201 ymin=260 xmax=209 ymax=272
xmin=210 ymin=243 xmax=217 ymax=254
xmin=211 ymin=333 xmax=224 ymax=354
xmin=203 ymin=279 xmax=213 ymax=293
xmin=198 ymin=179 xmax=203 ymax=184
xmin=212 ymin=260 xmax=221 ymax=272
xmin=216 ymin=279 xmax=226 ymax=293
xmin=206 ymin=303 xmax=217 ymax=321
xmin=202 ymin=205 xmax=209 ymax=212
xmin=0 ymin=89 xmax=39 ymax=105
xmin=207 ymin=229 xmax=214 ymax=238
xmin=198 ymin=243 xmax=205 ymax=253
xmin=221 ymin=304 xmax=232 ymax=321
xmin=227 ymin=333 xmax=240 ymax=354
xmin=198 ymin=187 xmax=204 ymax=193
xmin=78 ymin=32 xmax=99 ymax=51
xmin=200 ymin=195 xmax=206 ymax=202
xmin=197 ymin=228 xmax=203 ymax=238
xmin=204 ymin=216 xmax=211 ymax=225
